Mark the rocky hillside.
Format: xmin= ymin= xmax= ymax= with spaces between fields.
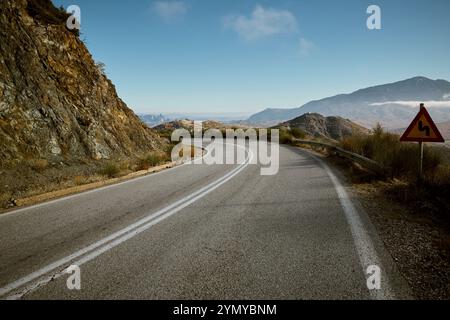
xmin=0 ymin=0 xmax=165 ymax=167
xmin=280 ymin=113 xmax=369 ymax=141
xmin=154 ymin=119 xmax=248 ymax=133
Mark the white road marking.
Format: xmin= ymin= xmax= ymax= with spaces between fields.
xmin=0 ymin=162 xmax=188 ymax=218
xmin=307 ymin=152 xmax=394 ymax=300
xmin=1 ymin=144 xmax=253 ymax=299
xmin=0 ymin=145 xmax=209 ymax=218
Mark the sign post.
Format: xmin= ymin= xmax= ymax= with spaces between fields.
xmin=419 ymin=141 xmax=424 ymax=178
xmin=400 ymin=103 xmax=445 ymax=180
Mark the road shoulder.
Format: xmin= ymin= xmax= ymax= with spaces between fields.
xmin=298 ymin=146 xmax=450 ymax=300
xmin=292 ymin=146 xmax=414 ymax=300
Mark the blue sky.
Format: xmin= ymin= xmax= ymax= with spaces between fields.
xmin=53 ymin=0 xmax=450 ymax=115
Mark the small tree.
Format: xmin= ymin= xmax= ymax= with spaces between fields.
xmin=96 ymin=62 xmax=106 ymax=76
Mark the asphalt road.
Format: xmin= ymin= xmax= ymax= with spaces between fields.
xmin=0 ymin=145 xmax=411 ymax=299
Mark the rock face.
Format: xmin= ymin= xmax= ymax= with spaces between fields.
xmin=153 ymin=119 xmax=249 ymax=134
xmin=281 ymin=113 xmax=370 ymax=141
xmin=0 ymin=0 xmax=164 ymax=166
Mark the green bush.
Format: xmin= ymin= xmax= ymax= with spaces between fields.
xmin=99 ymin=162 xmax=120 ymax=178
xmin=290 ymin=128 xmax=307 ymax=139
xmin=279 ymin=130 xmax=294 ymax=145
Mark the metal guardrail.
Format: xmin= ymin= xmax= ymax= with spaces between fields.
xmin=294 ymin=139 xmax=386 ymax=175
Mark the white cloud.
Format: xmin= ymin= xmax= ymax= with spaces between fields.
xmin=152 ymin=1 xmax=187 ymax=22
xmin=371 ymin=101 xmax=450 ymax=108
xmin=299 ymin=38 xmax=316 ymax=56
xmin=223 ymin=5 xmax=298 ymax=41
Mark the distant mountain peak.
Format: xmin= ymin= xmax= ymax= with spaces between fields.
xmin=247 ymin=76 xmax=450 ymax=129
xmin=410 ymin=76 xmax=431 ymax=81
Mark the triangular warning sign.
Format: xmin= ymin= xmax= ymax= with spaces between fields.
xmin=400 ymin=105 xmax=445 ymax=143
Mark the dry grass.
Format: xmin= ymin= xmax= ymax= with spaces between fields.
xmin=73 ymin=175 xmax=85 ymax=186
xmin=26 ymin=0 xmax=80 ymax=36
xmin=340 ymin=124 xmax=443 ymax=179
xmin=26 ymin=0 xmax=69 ymax=25
xmin=137 ymin=152 xmax=169 ymax=171
xmin=0 ymin=147 xmax=177 ymax=210
xmin=322 ymin=124 xmax=450 ymax=223
xmin=118 ymin=160 xmax=131 ymax=172
xmin=0 ymin=191 xmax=13 ymax=208
xmin=28 ymin=159 xmax=49 ymax=172
xmin=302 ymin=124 xmax=450 ymax=223
xmin=98 ymin=162 xmax=120 ymax=178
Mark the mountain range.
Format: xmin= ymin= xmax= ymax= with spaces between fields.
xmin=247 ymin=77 xmax=450 ymax=129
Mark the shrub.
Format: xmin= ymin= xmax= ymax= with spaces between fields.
xmin=96 ymin=62 xmax=106 ymax=76
xmin=426 ymin=164 xmax=450 ymax=187
xmin=99 ymin=162 xmax=120 ymax=178
xmin=27 ymin=0 xmax=80 ymax=36
xmin=279 ymin=130 xmax=294 ymax=145
xmin=340 ymin=125 xmax=443 ymax=179
xmin=74 ymin=175 xmax=84 ymax=186
xmin=29 ymin=159 xmax=49 ymax=172
xmin=290 ymin=128 xmax=307 ymax=139
xmin=27 ymin=0 xmax=69 ymax=25
xmin=137 ymin=152 xmax=168 ymax=170
xmin=118 ymin=160 xmax=131 ymax=171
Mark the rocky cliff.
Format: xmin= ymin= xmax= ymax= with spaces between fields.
xmin=0 ymin=0 xmax=165 ymax=167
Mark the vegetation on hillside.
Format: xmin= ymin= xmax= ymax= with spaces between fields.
xmin=340 ymin=124 xmax=444 ymax=180
xmin=337 ymin=124 xmax=450 ymax=222
xmin=27 ymin=0 xmax=69 ymax=25
xmin=26 ymin=0 xmax=79 ymax=36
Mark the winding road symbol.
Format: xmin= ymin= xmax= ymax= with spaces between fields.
xmin=418 ymin=121 xmax=430 ymax=137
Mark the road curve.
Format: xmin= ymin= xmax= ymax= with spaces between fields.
xmin=0 ymin=145 xmax=411 ymax=299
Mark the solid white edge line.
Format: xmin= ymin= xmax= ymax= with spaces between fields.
xmin=1 ymin=144 xmax=252 ymax=299
xmin=305 ymin=151 xmax=394 ymax=300
xmin=0 ymin=146 xmax=210 ymax=219
xmin=0 ymin=162 xmax=187 ymax=218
